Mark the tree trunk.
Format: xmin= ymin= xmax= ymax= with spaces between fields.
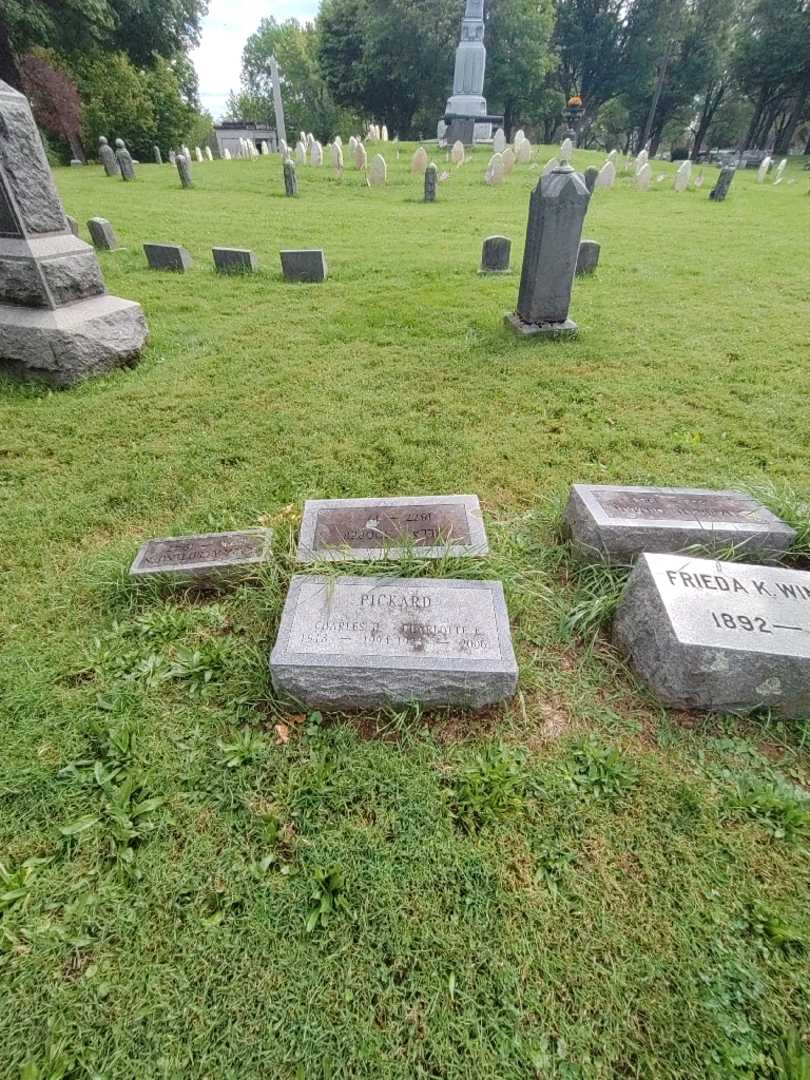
xmin=0 ymin=21 xmax=21 ymax=89
xmin=67 ymin=132 xmax=86 ymax=163
xmin=692 ymin=81 xmax=726 ymax=160
xmin=774 ymin=80 xmax=809 ymax=154
xmin=740 ymin=86 xmax=767 ymax=152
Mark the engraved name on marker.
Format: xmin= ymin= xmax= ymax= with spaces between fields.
xmin=130 ymin=529 xmax=272 ymax=580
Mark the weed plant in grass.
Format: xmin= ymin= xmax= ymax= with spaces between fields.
xmin=1 ymin=149 xmax=809 ymax=1077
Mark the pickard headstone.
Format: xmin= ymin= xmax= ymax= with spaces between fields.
xmin=212 ymin=247 xmax=257 ymax=273
xmin=614 ymin=553 xmax=810 ymax=716
xmin=130 ymin=529 xmax=272 ymax=583
xmin=505 ymin=163 xmax=590 ymax=337
xmin=143 ymin=243 xmax=192 ymax=272
xmin=270 ymin=575 xmax=518 ymax=710
xmin=296 ymin=495 xmax=489 ymax=563
xmin=710 ymin=167 xmax=736 ymax=202
xmin=564 ymin=484 xmax=795 ymax=565
xmin=0 ymin=81 xmax=147 ymax=386
xmin=479 ymin=235 xmax=511 ymax=274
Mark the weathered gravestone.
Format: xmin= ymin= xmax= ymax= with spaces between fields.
xmin=369 ymin=154 xmax=387 ymax=186
xmin=87 ymin=217 xmax=119 ymax=251
xmin=70 ymin=159 xmax=83 ymax=168
xmin=280 ymin=249 xmax=327 ymax=283
xmin=175 ymin=154 xmax=192 ymax=188
xmin=115 ymin=139 xmax=135 ymax=181
xmin=636 ymin=163 xmax=652 ymax=190
xmin=584 ymin=166 xmax=600 ymax=194
xmin=576 ymin=240 xmax=600 ymax=275
xmin=153 ymin=145 xmax=162 ymax=165
xmin=485 ymin=153 xmax=505 ymax=186
xmin=595 ymin=160 xmax=616 ymax=190
xmin=424 ymin=163 xmax=438 ymax=202
xmin=411 ymin=147 xmax=428 ymax=175
xmin=673 ymin=159 xmax=691 ymax=192
xmin=505 ymin=163 xmax=590 ymax=337
xmin=614 ymin=553 xmax=810 ymax=716
xmin=283 ymin=159 xmax=298 ymax=197
xmin=270 ymin=575 xmax=518 ymax=710
xmin=709 ymin=167 xmax=736 ymax=202
xmin=296 ymin=495 xmax=489 ymax=563
xmin=516 ymin=139 xmax=532 ymax=165
xmin=98 ymin=136 xmax=119 ymax=177
xmin=143 ymin=243 xmax=192 ymax=272
xmin=205 ymin=146 xmax=214 ymax=162
xmin=212 ymin=247 xmax=257 ymax=274
xmin=493 ymin=128 xmax=506 ymax=153
xmin=130 ymin=529 xmax=272 ymax=583
xmin=479 ymin=235 xmax=511 ymax=274
xmin=502 ymin=147 xmax=516 ymax=175
xmin=564 ymin=484 xmax=795 ymax=565
xmin=66 ymin=215 xmax=79 ymax=237
xmin=0 ymin=80 xmax=147 ymax=386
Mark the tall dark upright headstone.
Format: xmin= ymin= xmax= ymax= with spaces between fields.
xmin=424 ymin=162 xmax=438 ymax=202
xmin=584 ymin=166 xmax=599 ymax=194
xmin=176 ymin=153 xmax=193 ymax=189
xmin=98 ymin=136 xmax=119 ymax=177
xmin=709 ymin=167 xmax=736 ymax=202
xmin=115 ymin=138 xmax=135 ymax=181
xmin=505 ymin=163 xmax=591 ymax=337
xmin=283 ymin=158 xmax=298 ymax=197
xmin=0 ymin=81 xmax=147 ymax=386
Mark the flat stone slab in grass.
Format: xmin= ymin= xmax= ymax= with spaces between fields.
xmin=212 ymin=247 xmax=257 ymax=273
xmin=130 ymin=528 xmax=272 ymax=582
xmin=280 ymin=249 xmax=327 ymax=283
xmin=270 ymin=576 xmax=518 ymax=710
xmin=144 ymin=243 xmax=192 ymax=272
xmin=564 ymin=484 xmax=795 ymax=565
xmin=297 ymin=495 xmax=489 ymax=563
xmin=614 ymin=552 xmax=810 ymax=716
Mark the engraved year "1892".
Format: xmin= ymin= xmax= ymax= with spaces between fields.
xmin=710 ymin=612 xmax=772 ymax=634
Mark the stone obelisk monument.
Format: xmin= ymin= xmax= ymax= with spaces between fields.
xmin=442 ymin=0 xmax=498 ymax=145
xmin=0 ymin=80 xmax=147 ymax=386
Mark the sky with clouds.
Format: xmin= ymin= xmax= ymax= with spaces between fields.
xmin=191 ymin=0 xmax=320 ymax=119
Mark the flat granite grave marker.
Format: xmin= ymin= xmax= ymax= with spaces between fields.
xmin=280 ymin=249 xmax=327 ymax=283
xmin=144 ymin=243 xmax=192 ymax=272
xmin=130 ymin=528 xmax=272 ymax=583
xmin=270 ymin=575 xmax=518 ymax=710
xmin=614 ymin=553 xmax=810 ymax=716
xmin=297 ymin=495 xmax=489 ymax=563
xmin=564 ymin=484 xmax=795 ymax=565
xmin=212 ymin=247 xmax=257 ymax=274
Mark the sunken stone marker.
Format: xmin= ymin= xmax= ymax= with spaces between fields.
xmin=614 ymin=553 xmax=810 ymax=717
xmin=710 ymin=167 xmax=736 ymax=202
xmin=505 ymin=163 xmax=590 ymax=337
xmin=479 ymin=236 xmax=511 ymax=274
xmin=576 ymin=240 xmax=600 ymax=275
xmin=270 ymin=576 xmax=518 ymax=711
xmin=296 ymin=495 xmax=489 ymax=563
xmin=564 ymin=484 xmax=795 ymax=565
xmin=87 ymin=217 xmax=119 ymax=251
xmin=280 ymin=249 xmax=327 ymax=283
xmin=0 ymin=80 xmax=147 ymax=386
xmin=130 ymin=529 xmax=272 ymax=583
xmin=144 ymin=243 xmax=192 ymax=272
xmin=212 ymin=247 xmax=257 ymax=274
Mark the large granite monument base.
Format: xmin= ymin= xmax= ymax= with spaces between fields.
xmin=0 ymin=79 xmax=147 ymax=387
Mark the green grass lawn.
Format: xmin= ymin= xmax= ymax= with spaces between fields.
xmin=1 ymin=146 xmax=809 ymax=1078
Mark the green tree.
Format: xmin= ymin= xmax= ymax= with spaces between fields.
xmin=146 ymin=54 xmax=194 ymax=156
xmin=76 ymin=51 xmax=155 ymax=160
xmin=484 ymin=0 xmax=556 ymax=134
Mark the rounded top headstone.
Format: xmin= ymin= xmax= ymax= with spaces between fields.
xmin=115 ymin=138 xmax=125 ymax=149
xmin=99 ymin=136 xmax=108 ymax=146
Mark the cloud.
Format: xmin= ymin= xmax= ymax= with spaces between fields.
xmin=191 ymin=0 xmax=319 ymax=119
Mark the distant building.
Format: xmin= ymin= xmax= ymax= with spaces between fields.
xmin=214 ymin=121 xmax=277 ymax=157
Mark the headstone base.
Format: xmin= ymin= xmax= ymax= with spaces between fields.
xmin=0 ymin=294 xmax=147 ymax=387
xmin=504 ymin=313 xmax=578 ymax=338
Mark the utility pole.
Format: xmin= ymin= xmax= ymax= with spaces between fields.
xmin=269 ymin=55 xmax=287 ymax=150
xmin=639 ymin=34 xmax=674 ymax=153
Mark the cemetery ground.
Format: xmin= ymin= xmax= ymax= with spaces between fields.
xmin=1 ymin=147 xmax=809 ymax=1078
